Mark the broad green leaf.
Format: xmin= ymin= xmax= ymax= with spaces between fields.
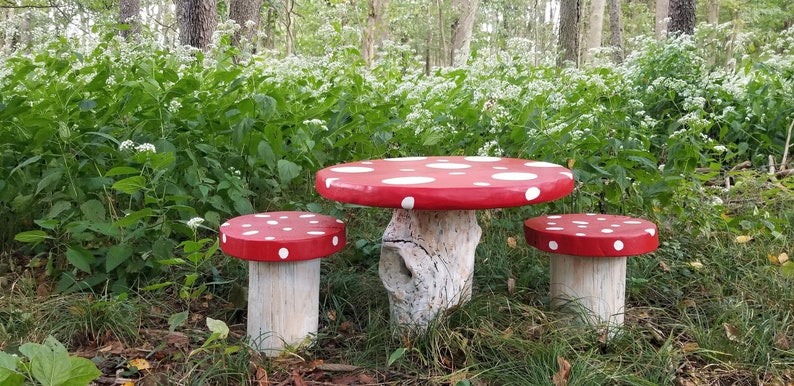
xmin=105 ymin=244 xmax=133 ymax=272
xmin=20 ymin=337 xmax=72 ymax=386
xmin=277 ymin=159 xmax=301 ymax=185
xmin=104 ymin=166 xmax=140 ymax=176
xmin=169 ymin=311 xmax=189 ymax=332
xmin=206 ymin=317 xmax=229 ymax=339
xmin=387 ymin=347 xmax=406 ymax=367
xmin=36 ymin=169 xmax=63 ymax=195
xmin=59 ymin=357 xmax=101 ymax=386
xmin=78 ymin=99 xmax=97 ymax=111
xmin=14 ymin=230 xmax=51 ymax=243
xmin=9 ymin=155 xmax=41 ymax=177
xmin=0 ymin=352 xmax=24 ymax=386
xmin=112 ymin=208 xmax=153 ymax=227
xmin=80 ymin=199 xmax=106 ymax=222
xmin=112 ymin=175 xmax=147 ymax=194
xmin=66 ymin=246 xmax=95 ymax=273
xmin=45 ymin=201 xmax=72 ymax=219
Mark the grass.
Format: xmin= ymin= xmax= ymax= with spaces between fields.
xmin=1 ymin=174 xmax=793 ymax=385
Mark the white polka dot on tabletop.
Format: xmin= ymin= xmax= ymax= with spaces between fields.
xmin=315 ymin=156 xmax=575 ymax=210
xmin=523 ymin=214 xmax=658 ymax=257
xmin=220 ymin=211 xmax=346 ymax=262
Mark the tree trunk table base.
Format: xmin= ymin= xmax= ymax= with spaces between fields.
xmin=379 ymin=209 xmax=482 ymax=333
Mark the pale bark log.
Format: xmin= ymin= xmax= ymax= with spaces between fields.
xmin=247 ymin=259 xmax=321 ymax=356
xmin=583 ymin=0 xmax=605 ymax=64
xmin=550 ymin=254 xmax=627 ymax=337
xmin=608 ymin=0 xmax=623 ymax=63
xmin=379 ymin=209 xmax=481 ymax=333
xmin=450 ymin=0 xmax=479 ymax=67
xmin=655 ymin=0 xmax=668 ymax=39
xmin=557 ymin=0 xmax=581 ymax=67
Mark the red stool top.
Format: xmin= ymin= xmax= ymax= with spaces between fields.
xmin=524 ymin=214 xmax=658 ymax=257
xmin=220 ymin=211 xmax=346 ymax=262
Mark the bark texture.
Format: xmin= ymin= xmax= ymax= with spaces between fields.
xmin=655 ymin=0 xmax=669 ymax=39
xmin=608 ymin=0 xmax=623 ymax=63
xmin=118 ymin=0 xmax=141 ymax=39
xmin=379 ymin=209 xmax=481 ymax=333
xmin=229 ymin=0 xmax=263 ymax=49
xmin=668 ymin=0 xmax=695 ymax=36
xmin=449 ymin=0 xmax=480 ymax=67
xmin=177 ymin=0 xmax=218 ymax=50
xmin=583 ymin=0 xmax=605 ymax=64
xmin=362 ymin=0 xmax=388 ymax=65
xmin=557 ymin=0 xmax=581 ymax=67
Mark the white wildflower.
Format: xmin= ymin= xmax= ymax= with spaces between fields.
xmin=187 ymin=217 xmax=204 ymax=231
xmin=713 ymin=145 xmax=728 ymax=153
xmin=135 ymin=143 xmax=156 ymax=153
xmin=119 ymin=140 xmax=135 ymax=151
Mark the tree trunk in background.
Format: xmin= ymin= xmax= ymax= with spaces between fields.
xmin=263 ymin=5 xmax=275 ymax=50
xmin=608 ymin=0 xmax=623 ymax=63
xmin=668 ymin=0 xmax=695 ymax=36
xmin=450 ymin=0 xmax=479 ymax=66
xmin=283 ymin=0 xmax=296 ymax=55
xmin=437 ymin=0 xmax=447 ymax=65
xmin=557 ymin=0 xmax=581 ymax=67
xmin=583 ymin=0 xmax=605 ymax=64
xmin=229 ymin=0 xmax=263 ymax=50
xmin=655 ymin=0 xmax=668 ymax=39
xmin=362 ymin=0 xmax=388 ymax=66
xmin=119 ymin=0 xmax=141 ymax=40
xmin=706 ymin=0 xmax=719 ymax=25
xmin=177 ymin=0 xmax=218 ymax=49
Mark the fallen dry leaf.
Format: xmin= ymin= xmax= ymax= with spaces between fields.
xmin=735 ymin=235 xmax=753 ymax=243
xmin=776 ymin=332 xmax=790 ymax=350
xmin=724 ymin=323 xmax=741 ymax=342
xmin=507 ymin=236 xmax=517 ymax=249
xmin=682 ymin=342 xmax=700 ymax=353
xmin=680 ymin=299 xmax=697 ymax=308
xmin=779 ymin=253 xmax=790 ymax=264
xmin=567 ymin=159 xmax=576 ymax=169
xmin=659 ymin=261 xmax=671 ymax=272
xmin=253 ymin=363 xmax=268 ymax=386
xmin=121 ymin=382 xmax=135 ymax=386
xmin=552 ymin=356 xmax=571 ymax=386
xmin=128 ymin=358 xmax=152 ymax=370
xmin=291 ymin=369 xmax=308 ymax=386
xmin=688 ymin=261 xmax=704 ymax=269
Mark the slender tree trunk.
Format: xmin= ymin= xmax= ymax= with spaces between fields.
xmin=583 ymin=0 xmax=606 ymax=64
xmin=263 ymin=5 xmax=275 ymax=50
xmin=557 ymin=0 xmax=581 ymax=67
xmin=177 ymin=0 xmax=218 ymax=50
xmin=608 ymin=0 xmax=623 ymax=63
xmin=668 ymin=0 xmax=695 ymax=36
xmin=362 ymin=0 xmax=388 ymax=66
xmin=119 ymin=0 xmax=141 ymax=40
xmin=449 ymin=0 xmax=479 ymax=67
xmin=655 ymin=0 xmax=668 ymax=39
xmin=706 ymin=0 xmax=719 ymax=25
xmin=229 ymin=0 xmax=263 ymax=50
xmin=436 ymin=0 xmax=447 ymax=63
xmin=283 ymin=0 xmax=295 ymax=55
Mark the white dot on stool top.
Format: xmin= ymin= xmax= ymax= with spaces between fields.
xmin=267 ymin=220 xmax=278 ymax=225
xmin=336 ymin=219 xmax=344 ymax=223
xmin=547 ymin=222 xmax=557 ymax=225
xmin=601 ymin=229 xmax=613 ymax=233
xmin=427 ymin=163 xmax=471 ymax=169
xmin=265 ymin=236 xmax=275 ymax=240
xmin=548 ymin=241 xmax=559 ymax=250
xmin=278 ymin=248 xmax=289 ymax=259
xmin=575 ymin=233 xmax=586 ymax=236
xmin=611 ymin=224 xmax=621 ymax=227
xmin=464 ymin=156 xmax=501 ymax=162
xmin=330 ymin=166 xmax=374 ymax=173
xmin=546 ymin=227 xmax=564 ymax=231
xmin=222 ymin=234 xmax=227 ymax=243
xmin=474 ymin=182 xmax=490 ymax=186
xmin=597 ymin=217 xmax=607 ymax=221
xmin=624 ymin=220 xmax=642 ymax=224
xmin=279 ymin=216 xmax=288 ymax=219
xmin=254 ymin=214 xmax=270 ymax=218
xmin=332 ymin=236 xmax=339 ymax=246
xmin=400 ymin=168 xmax=415 ymax=172
xmin=221 ymin=222 xmax=230 ymax=227
xmin=524 ymin=161 xmax=560 ymax=167
xmin=561 ymin=172 xmax=573 ymax=179
xmin=361 ymin=161 xmax=374 ymax=164
xmin=243 ymin=230 xmax=259 ymax=236
xmin=525 ymin=187 xmax=541 ymax=201
xmin=242 ymin=224 xmax=252 ymax=227
xmin=614 ymin=240 xmax=624 ymax=251
xmin=492 ymin=166 xmax=508 ymax=170
xmin=577 ymin=225 xmax=587 ymax=228
xmin=299 ymin=214 xmax=315 ymax=218
xmin=310 ymin=220 xmax=319 ymax=224
xmin=401 ymin=196 xmax=415 ymax=209
xmin=282 ymin=227 xmax=292 ymax=231
xmin=645 ymin=228 xmax=656 ymax=236
xmin=325 ymin=177 xmax=339 ymax=188
xmin=493 ymin=172 xmax=538 ymax=181
xmin=382 ymin=176 xmax=435 ymax=185
xmin=307 ymin=231 xmax=325 ymax=235
xmin=449 ymin=172 xmax=466 ymax=175
xmin=548 ymin=215 xmax=562 ymax=219
xmin=572 ymin=221 xmax=588 ymax=225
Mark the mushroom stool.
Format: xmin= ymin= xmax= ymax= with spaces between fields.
xmin=523 ymin=214 xmax=658 ymax=334
xmin=219 ymin=211 xmax=345 ymax=356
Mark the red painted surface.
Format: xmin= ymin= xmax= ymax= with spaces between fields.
xmin=220 ymin=211 xmax=346 ymax=262
xmin=315 ymin=156 xmax=574 ymax=210
xmin=524 ymin=214 xmax=659 ymax=257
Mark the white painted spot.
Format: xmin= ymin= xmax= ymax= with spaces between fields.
xmin=572 ymin=221 xmax=589 ymax=225
xmin=336 ymin=219 xmax=344 ymax=223
xmin=575 ymin=233 xmax=586 ymax=236
xmin=282 ymin=227 xmax=293 ymax=231
xmin=278 ymin=248 xmax=289 ymax=259
xmin=561 ymin=172 xmax=574 ymax=179
xmin=221 ymin=222 xmax=230 ymax=226
xmin=525 ymin=187 xmax=541 ymax=201
xmin=325 ymin=177 xmax=339 ymax=188
xmin=586 ymin=213 xmax=597 ymax=216
xmin=611 ymin=224 xmax=621 ymax=227
xmin=449 ymin=172 xmax=467 ymax=175
xmin=524 ymin=161 xmax=561 ymax=168
xmin=597 ymin=217 xmax=607 ymax=221
xmin=299 ymin=214 xmax=316 ymax=218
xmin=548 ymin=215 xmax=562 ymax=219
xmin=464 ymin=156 xmax=501 ymax=162
xmin=426 ymin=163 xmax=471 ymax=169
xmin=332 ymin=236 xmax=339 ymax=246
xmin=546 ymin=227 xmax=564 ymax=231
xmin=614 ymin=240 xmax=625 ymax=251
xmin=330 ymin=166 xmax=374 ymax=173
xmin=385 ymin=156 xmax=427 ymax=161
xmin=267 ymin=220 xmax=278 ymax=225
xmin=401 ymin=196 xmax=415 ymax=209
xmin=307 ymin=231 xmax=325 ymax=235
xmin=222 ymin=234 xmax=227 ymax=243
xmin=601 ymin=229 xmax=614 ymax=234
xmin=624 ymin=220 xmax=642 ymax=224
xmin=279 ymin=216 xmax=288 ymax=219
xmin=243 ymin=230 xmax=259 ymax=236
xmin=492 ymin=172 xmax=538 ymax=181
xmin=547 ymin=222 xmax=557 ymax=225
xmin=473 ymin=182 xmax=490 ymax=186
xmin=492 ymin=166 xmax=508 ymax=170
xmin=310 ymin=220 xmax=319 ymax=224
xmin=399 ymin=168 xmax=415 ymax=172
xmin=254 ymin=214 xmax=270 ymax=218
xmin=382 ymin=176 xmax=435 ymax=185
xmin=577 ymin=225 xmax=587 ymax=228
xmin=242 ymin=224 xmax=252 ymax=227
xmin=549 ymin=241 xmax=559 ymax=250
xmin=265 ymin=236 xmax=275 ymax=241
xmin=645 ymin=228 xmax=656 ymax=236
xmin=361 ymin=161 xmax=374 ymax=164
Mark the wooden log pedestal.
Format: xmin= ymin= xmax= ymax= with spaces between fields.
xmin=219 ymin=211 xmax=345 ymax=356
xmin=524 ymin=214 xmax=659 ymax=336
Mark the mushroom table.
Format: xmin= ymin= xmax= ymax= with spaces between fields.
xmin=315 ymin=156 xmax=574 ymax=333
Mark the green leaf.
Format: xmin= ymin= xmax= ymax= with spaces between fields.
xmin=112 ymin=208 xmax=153 ymax=227
xmin=277 ymin=159 xmax=301 ymax=185
xmin=78 ymin=100 xmax=97 ymax=111
xmin=20 ymin=337 xmax=72 ymax=386
xmin=60 ymin=357 xmax=101 ymax=386
xmin=104 ymin=166 xmax=140 ymax=176
xmin=45 ymin=201 xmax=72 ymax=219
xmin=112 ymin=175 xmax=147 ymax=194
xmin=14 ymin=230 xmax=51 ymax=243
xmin=169 ymin=311 xmax=189 ymax=332
xmin=9 ymin=155 xmax=41 ymax=177
xmin=66 ymin=246 xmax=95 ymax=273
xmin=80 ymin=199 xmax=106 ymax=222
xmin=105 ymin=244 xmax=133 ymax=272
xmin=387 ymin=347 xmax=406 ymax=367
xmin=0 ymin=352 xmax=24 ymax=386
xmin=206 ymin=317 xmax=229 ymax=339
xmin=36 ymin=169 xmax=63 ymax=195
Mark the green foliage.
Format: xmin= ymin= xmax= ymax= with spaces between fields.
xmin=0 ymin=336 xmax=101 ymax=386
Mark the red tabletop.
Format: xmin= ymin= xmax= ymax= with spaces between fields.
xmin=315 ymin=156 xmax=574 ymax=210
